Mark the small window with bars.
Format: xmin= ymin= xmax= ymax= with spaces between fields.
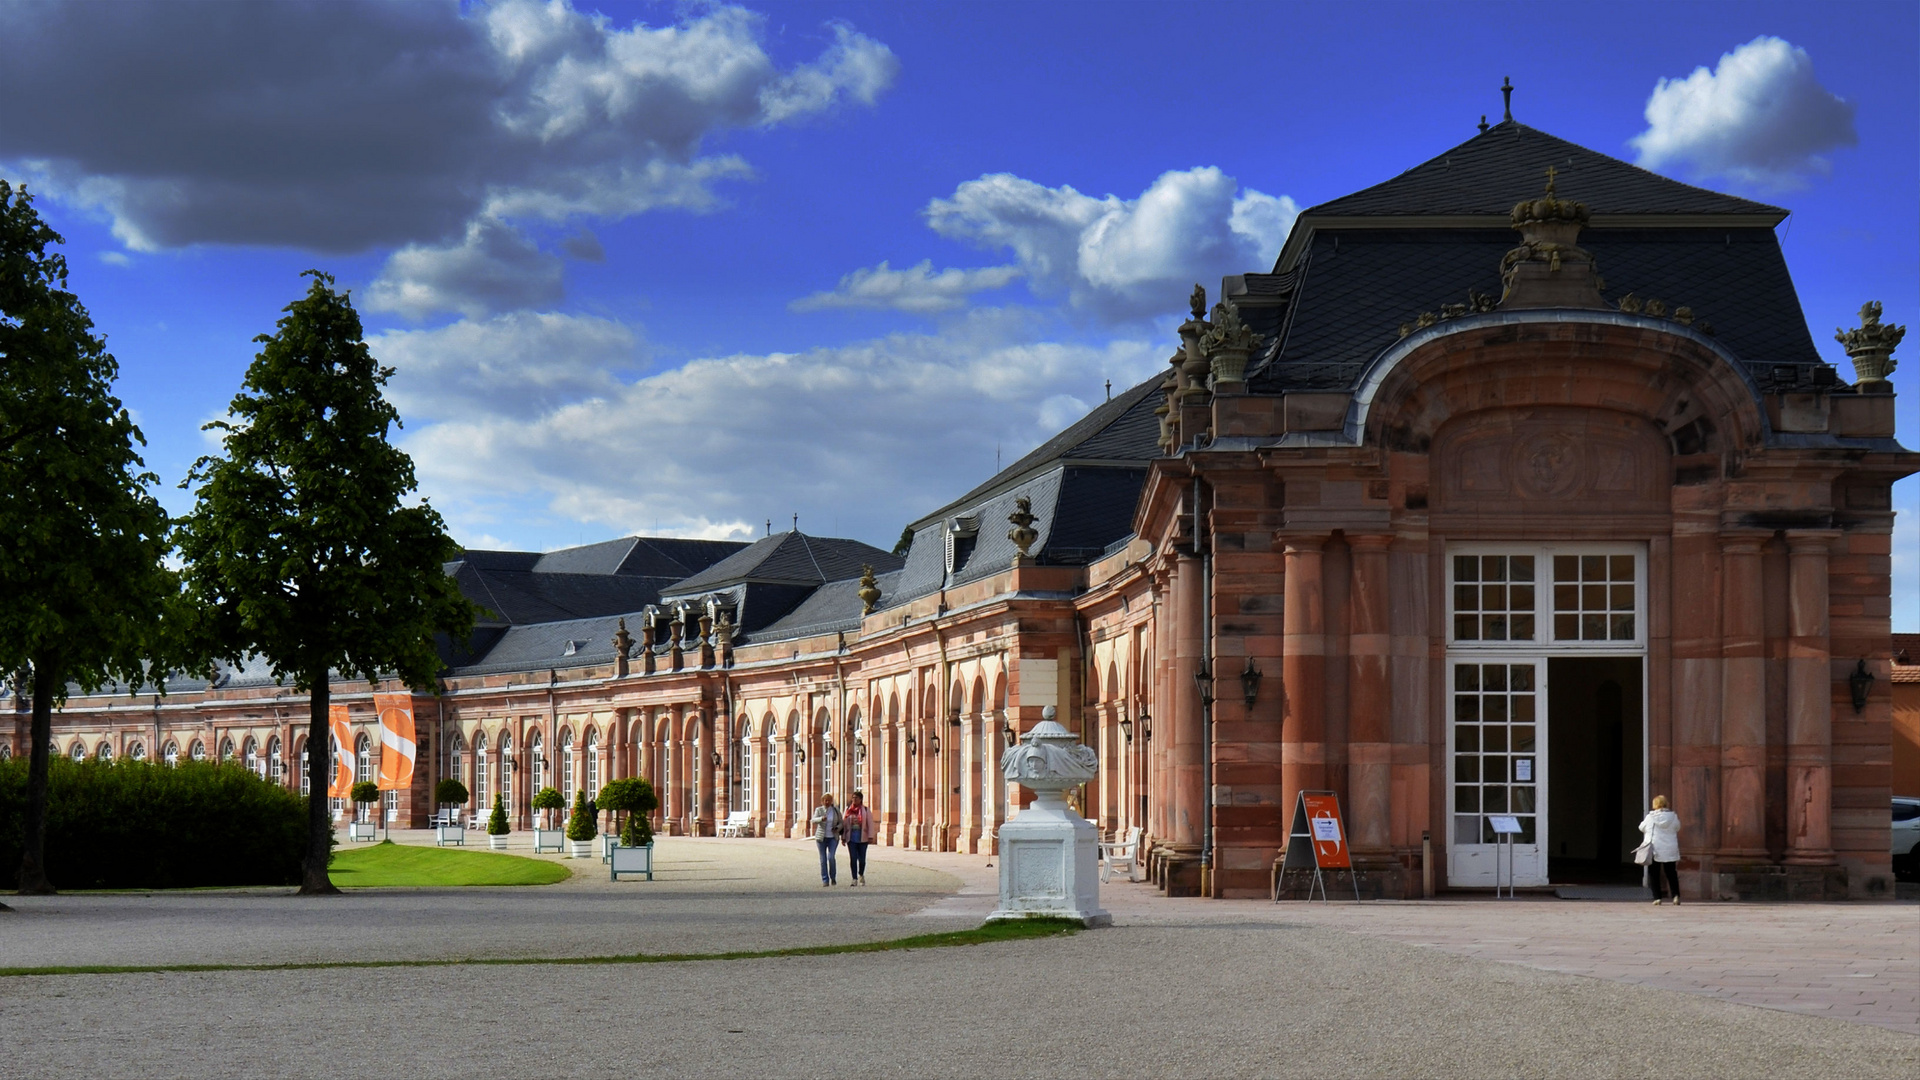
xmin=1451 ymin=555 xmax=1536 ymax=642
xmin=1553 ymin=555 xmax=1636 ymax=641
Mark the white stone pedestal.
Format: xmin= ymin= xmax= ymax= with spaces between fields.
xmin=986 ymin=710 xmax=1110 ymax=927
xmin=988 ymin=794 xmax=1110 ymax=926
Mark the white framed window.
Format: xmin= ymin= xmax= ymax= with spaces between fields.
xmin=849 ymin=713 xmax=865 ymax=796
xmin=190 ymin=740 xmax=206 ymax=762
xmin=128 ymin=742 xmax=146 ymax=762
xmin=766 ymin=733 xmax=779 ymax=827
xmin=500 ymin=732 xmax=514 ymax=813
xmin=164 ymin=741 xmax=180 ymax=766
xmin=820 ymin=716 xmax=833 ymax=800
xmin=355 ymin=734 xmax=372 ymax=784
xmin=298 ymin=745 xmax=310 ymax=796
xmin=690 ymin=728 xmax=700 ymax=813
xmin=528 ymin=732 xmax=544 ymax=797
xmin=243 ymin=738 xmax=260 ymax=777
xmin=268 ymin=737 xmax=282 ymax=782
xmin=70 ymin=741 xmax=86 ymax=761
xmin=475 ymin=734 xmax=490 ymax=811
xmin=737 ymin=733 xmax=752 ymax=813
xmin=560 ymin=730 xmax=575 ymax=803
xmin=220 ymin=738 xmax=235 ymax=762
xmin=1447 ymin=544 xmax=1645 ymax=650
xmin=0 ymin=745 xmax=10 ymax=761
xmin=96 ymin=742 xmax=113 ymax=762
xmin=584 ymin=728 xmax=599 ymax=799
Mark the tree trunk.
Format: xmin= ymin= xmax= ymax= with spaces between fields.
xmin=16 ymin=660 xmax=58 ymax=895
xmin=299 ymin=676 xmax=339 ymax=895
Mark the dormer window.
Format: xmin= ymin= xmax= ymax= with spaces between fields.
xmin=944 ymin=516 xmax=979 ymax=576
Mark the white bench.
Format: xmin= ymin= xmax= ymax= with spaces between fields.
xmin=1100 ymin=827 xmax=1142 ymax=883
xmin=717 ymin=810 xmax=753 ymax=837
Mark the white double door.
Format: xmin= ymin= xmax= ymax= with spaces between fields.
xmin=1447 ymin=657 xmax=1548 ymax=887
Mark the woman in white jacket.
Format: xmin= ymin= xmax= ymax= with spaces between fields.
xmin=1639 ymin=795 xmax=1682 ymax=905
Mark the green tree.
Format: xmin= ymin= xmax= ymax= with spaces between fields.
xmin=486 ymin=794 xmax=509 ymax=836
xmin=0 ymin=181 xmax=174 ymax=899
xmin=891 ymin=524 xmax=914 ymax=558
xmin=532 ymin=785 xmax=564 ymax=830
xmin=175 ymin=271 xmax=476 ymax=895
xmin=597 ymin=777 xmax=658 ymax=848
xmin=565 ymin=789 xmax=597 ymax=842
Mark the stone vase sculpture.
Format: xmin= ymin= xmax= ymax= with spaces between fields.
xmin=987 ymin=707 xmax=1111 ymax=927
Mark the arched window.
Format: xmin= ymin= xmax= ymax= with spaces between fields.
xmin=690 ymin=726 xmax=700 ymax=814
xmin=128 ymin=741 xmax=146 ymax=762
xmin=788 ymin=733 xmax=801 ymax=820
xmin=96 ymin=742 xmax=113 ymax=762
xmin=190 ymin=740 xmax=207 ymax=761
xmin=584 ymin=728 xmax=599 ymax=799
xmin=243 ymin=738 xmax=259 ymax=777
xmin=560 ymin=729 xmax=575 ymax=804
xmin=220 ymin=738 xmax=235 ymax=762
xmin=849 ymin=710 xmax=865 ymax=795
xmin=268 ymin=737 xmax=282 ymax=783
xmin=164 ymin=741 xmax=180 ymax=766
xmin=354 ymin=734 xmax=372 ymax=784
xmin=474 ymin=733 xmax=490 ymax=813
xmin=70 ymin=741 xmax=87 ymax=762
xmin=818 ymin=713 xmax=833 ymax=800
xmin=296 ymin=739 xmax=310 ymax=796
xmin=449 ymin=732 xmax=465 ymax=804
xmin=0 ymin=745 xmax=10 ymax=761
xmin=528 ymin=731 xmax=544 ymax=797
xmin=500 ymin=732 xmax=514 ymax=813
xmin=733 ymin=720 xmax=749 ymax=813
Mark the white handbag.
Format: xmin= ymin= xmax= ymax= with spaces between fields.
xmin=1633 ymin=841 xmax=1654 ymax=866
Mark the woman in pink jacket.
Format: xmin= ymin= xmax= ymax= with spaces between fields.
xmin=843 ymin=790 xmax=875 ymax=886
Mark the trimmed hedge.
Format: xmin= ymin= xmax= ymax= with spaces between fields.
xmin=0 ymin=757 xmax=308 ymax=890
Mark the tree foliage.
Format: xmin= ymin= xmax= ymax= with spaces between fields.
xmin=486 ymin=794 xmax=509 ymax=835
xmin=598 ymin=777 xmax=658 ymax=848
xmin=0 ymin=181 xmax=174 ymax=895
xmin=175 ymin=271 xmax=476 ymax=893
xmin=349 ymin=780 xmax=379 ymax=805
xmin=434 ymin=777 xmax=468 ymax=807
xmin=565 ymin=789 xmax=597 ymax=842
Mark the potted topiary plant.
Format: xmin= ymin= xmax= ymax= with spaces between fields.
xmin=348 ymin=780 xmax=380 ymax=842
xmin=434 ymin=777 xmax=469 ymax=846
xmin=598 ymin=776 xmax=658 ymax=880
xmin=486 ymin=793 xmax=510 ymax=850
xmin=531 ymin=786 xmax=565 ymax=854
xmin=564 ymin=789 xmax=597 ymax=858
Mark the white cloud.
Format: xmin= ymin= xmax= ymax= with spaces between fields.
xmin=370 ymin=311 xmax=642 ymax=422
xmin=0 ymin=1 xmax=896 ymax=256
xmin=98 ymin=250 xmax=130 ymax=267
xmin=925 ymin=167 xmax=1297 ymax=322
xmin=365 ymin=217 xmax=565 ymax=320
xmin=1630 ymin=36 xmax=1857 ymax=190
xmin=398 ymin=312 xmax=1159 ymax=544
xmin=790 ymin=259 xmax=1022 ymax=314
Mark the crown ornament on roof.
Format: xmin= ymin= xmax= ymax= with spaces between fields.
xmin=1007 ymin=497 xmax=1039 ymax=562
xmin=1201 ymin=301 xmax=1257 ymax=387
xmin=857 ymin=564 xmax=881 ymax=615
xmin=1498 ymin=167 xmax=1605 ymax=311
xmin=1836 ymin=301 xmax=1904 ymax=391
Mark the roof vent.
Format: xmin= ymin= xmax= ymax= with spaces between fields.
xmin=562 ymin=639 xmax=590 ymax=657
xmin=944 ymin=516 xmax=979 ymax=576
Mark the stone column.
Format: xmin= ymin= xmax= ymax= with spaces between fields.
xmin=1168 ymin=551 xmax=1205 ymax=854
xmin=1346 ymin=534 xmax=1393 ymax=855
xmin=696 ymin=709 xmax=714 ymax=835
xmin=961 ymin=710 xmax=980 ymax=852
xmin=1785 ymin=530 xmax=1837 ymax=864
xmin=1718 ymin=534 xmax=1769 ymax=859
xmin=667 ymin=707 xmax=685 ymax=835
xmin=1281 ymin=535 xmax=1328 ymax=817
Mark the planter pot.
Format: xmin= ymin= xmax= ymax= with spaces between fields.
xmin=487 ymin=834 xmax=508 ymax=850
xmin=347 ymin=822 xmax=378 ymax=843
xmin=568 ymin=839 xmax=594 ymax=859
xmin=435 ymin=824 xmax=466 ymax=847
xmin=1209 ymin=347 xmax=1249 ymax=387
xmin=531 ymin=828 xmax=565 ymax=854
xmin=610 ymin=842 xmax=655 ymax=881
xmin=602 ymin=834 xmax=619 ymax=863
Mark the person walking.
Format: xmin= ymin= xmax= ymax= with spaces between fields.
xmin=1638 ymin=794 xmax=1682 ymax=905
xmin=843 ymin=790 xmax=874 ymax=886
xmin=809 ymin=793 xmax=844 ymax=887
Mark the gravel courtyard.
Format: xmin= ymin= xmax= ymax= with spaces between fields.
xmin=0 ymin=835 xmax=1913 ymax=1079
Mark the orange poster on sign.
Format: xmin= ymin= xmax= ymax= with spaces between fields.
xmin=326 ymin=704 xmax=355 ymax=798
xmin=1301 ymin=793 xmax=1351 ymax=869
xmin=373 ymin=692 xmax=416 ymax=791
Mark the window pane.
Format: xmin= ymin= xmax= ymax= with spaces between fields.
xmin=1484 ymin=695 xmax=1508 ymax=723
xmin=1483 ymin=727 xmax=1508 ymax=752
xmin=1612 ymin=614 xmax=1635 ymax=640
xmin=1455 ymin=695 xmax=1479 ymax=722
xmin=1454 ymin=614 xmax=1479 ymax=641
xmin=1484 ymin=756 xmax=1508 ymax=783
xmin=1510 ymin=665 xmax=1534 ymax=692
xmin=1513 ymin=817 xmax=1537 ymax=843
xmin=1484 ymin=615 xmax=1507 ymax=641
xmin=1483 ymin=786 xmax=1508 ymax=812
xmin=1610 ymin=584 xmax=1634 ymax=610
xmin=1454 ymin=555 xmax=1478 ymax=582
xmin=1456 ymin=815 xmax=1481 ymax=845
xmin=1512 ymin=725 xmax=1536 ymax=751
xmin=1454 ymin=585 xmax=1478 ymax=611
xmin=1511 ymin=584 xmax=1535 ymax=609
xmin=1456 ymin=725 xmax=1480 ymax=752
xmin=1554 ymin=585 xmax=1578 ymax=611
xmin=1455 ymin=665 xmax=1480 ymax=692
xmin=1455 ymin=756 xmax=1480 ymax=782
xmin=1485 ymin=666 xmax=1507 ymax=692
xmin=1555 ymin=555 xmax=1578 ymax=581
xmin=1512 ymin=786 xmax=1536 ymax=813
xmin=1484 ymin=556 xmax=1507 ymax=583
xmin=1610 ymin=555 xmax=1635 ymax=580
xmin=1583 ymin=613 xmax=1607 ymax=639
xmin=1510 ymin=556 xmax=1535 ymax=582
xmin=1455 ymin=787 xmax=1480 ymax=812
xmin=1481 ymin=585 xmax=1506 ymax=610
xmin=1581 ymin=555 xmax=1605 ymax=579
xmin=1582 ymin=584 xmax=1606 ymax=609
xmin=1511 ymin=614 xmax=1535 ymax=640
xmin=1555 ymin=614 xmax=1578 ymax=639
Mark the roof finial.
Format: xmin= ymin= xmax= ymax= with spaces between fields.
xmin=792 ymin=513 xmax=799 ymax=534
xmin=1477 ymin=114 xmax=1489 ymax=134
xmin=1105 ymin=378 xmax=1112 ymax=401
xmin=1501 ymin=76 xmax=1513 ymax=122
xmin=766 ymin=518 xmax=771 ymax=536
xmin=1544 ymin=165 xmax=1557 ymax=196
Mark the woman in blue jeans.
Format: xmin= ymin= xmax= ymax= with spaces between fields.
xmin=809 ymin=793 xmax=843 ymax=886
xmin=843 ymin=790 xmax=874 ymax=886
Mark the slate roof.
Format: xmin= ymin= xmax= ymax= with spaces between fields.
xmin=1303 ymin=120 xmax=1785 ymax=222
xmin=751 ymin=570 xmax=905 ymax=644
xmin=445 ymin=536 xmax=747 ymax=626
xmin=1247 ymin=227 xmax=1835 ymax=394
xmin=663 ymin=532 xmax=900 ymax=595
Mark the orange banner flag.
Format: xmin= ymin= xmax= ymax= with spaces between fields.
xmin=327 ymin=704 xmax=355 ymax=798
xmin=374 ymin=692 xmax=416 ymax=791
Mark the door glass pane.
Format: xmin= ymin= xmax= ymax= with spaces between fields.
xmin=1553 ymin=553 xmax=1638 ymax=641
xmin=1451 ymin=661 xmax=1539 ymax=847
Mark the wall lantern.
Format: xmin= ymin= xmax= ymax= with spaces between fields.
xmin=1118 ymin=716 xmax=1133 ymax=743
xmin=1193 ymin=661 xmax=1214 ymax=708
xmin=1138 ymin=705 xmax=1152 ymax=742
xmin=1240 ymin=658 xmax=1262 ymax=709
xmin=711 ymin=750 xmax=722 ymax=767
xmin=948 ymin=710 xmax=963 ymax=728
xmin=928 ymin=735 xmax=941 ymax=755
xmin=905 ymin=734 xmax=916 ymax=753
xmin=796 ymin=746 xmax=807 ymax=763
xmin=855 ymin=740 xmax=866 ymax=762
xmin=1002 ymin=726 xmax=1018 ymax=747
xmin=1848 ymin=659 xmax=1875 ymax=714
xmin=825 ymin=744 xmax=837 ymax=761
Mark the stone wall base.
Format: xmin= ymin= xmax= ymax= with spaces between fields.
xmin=1155 ymin=852 xmax=1204 ymax=897
xmin=1712 ymin=862 xmax=1849 ymax=901
xmin=1271 ymin=858 xmax=1412 ymax=901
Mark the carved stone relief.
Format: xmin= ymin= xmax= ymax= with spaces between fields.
xmin=1433 ymin=407 xmax=1669 ymax=514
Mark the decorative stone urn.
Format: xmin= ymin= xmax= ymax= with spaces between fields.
xmin=987 ymin=707 xmax=1111 ymax=927
xmin=1203 ymin=300 xmax=1257 ymax=388
xmin=1836 ymin=301 xmax=1905 ymax=392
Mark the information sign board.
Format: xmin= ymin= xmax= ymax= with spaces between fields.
xmin=1489 ymin=814 xmax=1523 ymax=835
xmin=1301 ymin=793 xmax=1351 ymax=869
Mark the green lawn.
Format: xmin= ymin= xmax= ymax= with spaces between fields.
xmin=329 ymin=842 xmax=571 ymax=887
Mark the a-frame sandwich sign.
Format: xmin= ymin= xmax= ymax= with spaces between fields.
xmin=1276 ymin=790 xmax=1361 ymax=903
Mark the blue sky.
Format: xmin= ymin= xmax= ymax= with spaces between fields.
xmin=4 ymin=1 xmax=1914 ymax=626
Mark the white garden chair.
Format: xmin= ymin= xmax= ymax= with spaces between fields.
xmin=1100 ymin=827 xmax=1142 ymax=883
